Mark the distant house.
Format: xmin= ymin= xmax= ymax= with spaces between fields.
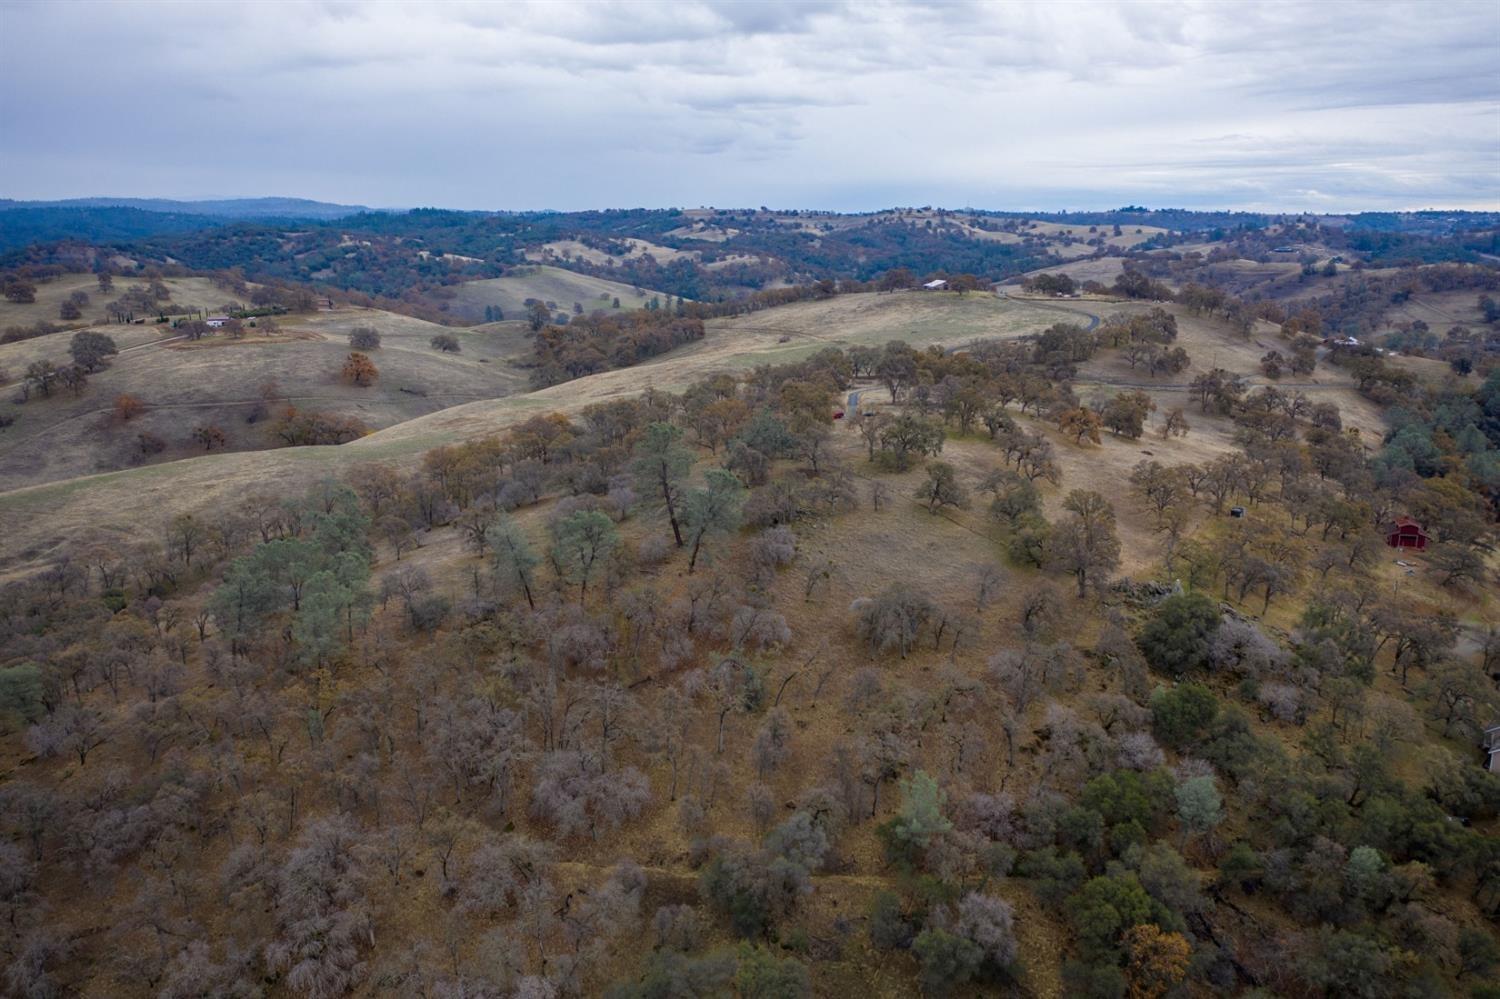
xmin=205 ymin=316 xmax=230 ymax=328
xmin=922 ymin=279 xmax=948 ymax=290
xmin=1384 ymin=517 xmax=1430 ymax=551
xmin=1484 ymin=724 xmax=1500 ymax=772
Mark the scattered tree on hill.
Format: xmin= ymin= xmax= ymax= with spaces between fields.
xmin=733 ymin=944 xmax=811 ymax=998
xmin=1175 ymin=775 xmax=1224 ymax=844
xmin=272 ymin=407 xmax=369 ymax=445
xmin=877 ymin=414 xmax=944 ymax=471
xmin=68 ymin=331 xmax=118 ymax=372
xmin=430 ymin=333 xmax=460 ymax=352
xmin=1151 ymin=683 xmax=1218 ymax=749
xmin=1101 ymin=391 xmax=1155 ymax=439
xmin=348 ymin=326 xmax=381 ymax=350
xmin=1026 ymin=272 xmax=1076 ymax=295
xmin=700 ymin=844 xmax=810 ymax=939
xmin=1137 ymin=592 xmax=1221 ymax=677
xmin=632 ymin=422 xmax=694 ymax=547
xmin=1123 ymin=924 xmax=1191 ymax=999
xmin=1048 ymin=490 xmax=1120 ymax=597
xmin=56 ymin=364 xmax=87 ymax=395
xmin=488 ymin=516 xmax=539 ymax=609
xmin=878 ymin=267 xmax=917 ymax=292
xmin=22 ymin=360 xmax=58 ymax=399
xmin=192 ymin=424 xmax=226 ymax=451
xmin=682 ymin=469 xmax=747 ymax=573
xmin=341 ymin=352 xmax=378 ymax=386
xmin=913 ymin=927 xmax=982 ymax=995
xmin=855 ymin=584 xmax=936 ymax=659
xmin=883 ymin=770 xmax=952 ymax=864
xmin=2 ymin=279 xmax=36 ymax=304
xmin=916 ymin=461 xmax=971 ymax=515
xmin=1058 ymin=407 xmax=1103 ymax=446
xmin=112 ymin=393 xmax=145 ymax=422
xmin=551 ymin=509 xmax=620 ymax=603
xmin=528 ymin=300 xmax=552 ymax=331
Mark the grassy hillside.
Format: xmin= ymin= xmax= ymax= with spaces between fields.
xmin=444 ymin=265 xmax=669 ymax=322
xmin=0 ymin=306 xmax=532 ymax=492
xmin=0 ymin=292 xmax=1065 ymax=574
xmin=525 ymin=238 xmax=699 ymax=266
xmin=704 ymin=290 xmax=1068 ymax=360
xmin=0 ymin=274 xmax=246 ymax=331
xmin=0 ymin=274 xmax=1496 ymax=998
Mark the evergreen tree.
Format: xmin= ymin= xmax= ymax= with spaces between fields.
xmin=681 ymin=469 xmax=746 ymax=573
xmin=488 ymin=515 xmax=540 ymax=609
xmin=632 ymin=422 xmax=695 ymax=547
xmin=551 ymin=510 xmax=620 ymax=603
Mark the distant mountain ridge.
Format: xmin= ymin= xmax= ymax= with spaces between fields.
xmin=0 ymin=196 xmax=377 ymax=220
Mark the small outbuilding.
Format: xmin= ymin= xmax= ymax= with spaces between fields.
xmin=1384 ymin=517 xmax=1430 ymax=551
xmin=1483 ymin=724 xmax=1500 ymax=772
xmin=922 ymin=279 xmax=948 ymax=290
xmin=205 ymin=316 xmax=230 ymax=328
xmin=1229 ymin=506 xmax=1246 ymax=518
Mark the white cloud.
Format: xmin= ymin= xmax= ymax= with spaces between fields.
xmin=0 ymin=0 xmax=1495 ymax=210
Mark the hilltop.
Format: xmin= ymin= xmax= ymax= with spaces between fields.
xmin=0 ymin=196 xmax=375 ymax=219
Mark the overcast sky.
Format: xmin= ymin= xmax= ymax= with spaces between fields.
xmin=2 ymin=0 xmax=1497 ymax=213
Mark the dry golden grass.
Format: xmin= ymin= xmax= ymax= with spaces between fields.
xmin=341 ymin=418 xmax=1079 ymax=996
xmin=702 ymin=253 xmax=767 ymax=271
xmin=0 ymin=318 xmax=174 ymax=373
xmin=0 ymin=293 xmax=1384 ymax=596
xmin=1382 ymin=290 xmax=1487 ymax=330
xmin=1015 ymin=256 xmax=1129 ymax=287
xmin=444 ymin=265 xmax=665 ymax=323
xmin=1075 ymin=303 xmax=1391 ymax=441
xmin=0 ymin=274 xmax=257 ymax=330
xmin=1018 ymin=220 xmax=1168 ymax=249
xmin=7 ymin=282 xmax=1490 ymax=995
xmin=0 ymin=306 xmax=533 ymax=493
xmin=526 ymin=238 xmax=699 ymax=266
xmin=706 ymin=291 xmax=1066 ymax=357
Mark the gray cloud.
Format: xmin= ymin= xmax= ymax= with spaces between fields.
xmin=0 ymin=0 xmax=1495 ymax=211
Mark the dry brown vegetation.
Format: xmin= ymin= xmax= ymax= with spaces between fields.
xmin=443 ymin=265 xmax=666 ymax=323
xmin=0 ymin=274 xmax=243 ymax=332
xmin=1 ymin=275 xmax=1497 ymax=998
xmin=0 ymin=306 xmax=533 ymax=492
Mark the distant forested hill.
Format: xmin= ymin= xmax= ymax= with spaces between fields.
xmin=0 ymin=206 xmax=231 ymax=251
xmin=0 ymin=198 xmax=377 ymax=252
xmin=0 ymin=196 xmax=372 ymax=219
xmin=3 ymin=201 xmax=1497 ymax=312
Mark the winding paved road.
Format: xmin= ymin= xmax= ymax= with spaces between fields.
xmin=1005 ymin=294 xmax=1101 ymax=332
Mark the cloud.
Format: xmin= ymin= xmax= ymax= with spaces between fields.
xmin=0 ymin=0 xmax=1494 ymax=211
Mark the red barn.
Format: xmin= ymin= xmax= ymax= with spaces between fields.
xmin=1384 ymin=517 xmax=1430 ymax=551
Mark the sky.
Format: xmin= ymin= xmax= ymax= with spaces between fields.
xmin=1 ymin=0 xmax=1497 ymax=214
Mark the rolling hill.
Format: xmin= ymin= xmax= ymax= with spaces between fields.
xmin=0 ymin=306 xmax=534 ymax=492
xmin=443 ymin=265 xmax=674 ymax=322
xmin=0 ymin=291 xmax=1067 ymax=574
